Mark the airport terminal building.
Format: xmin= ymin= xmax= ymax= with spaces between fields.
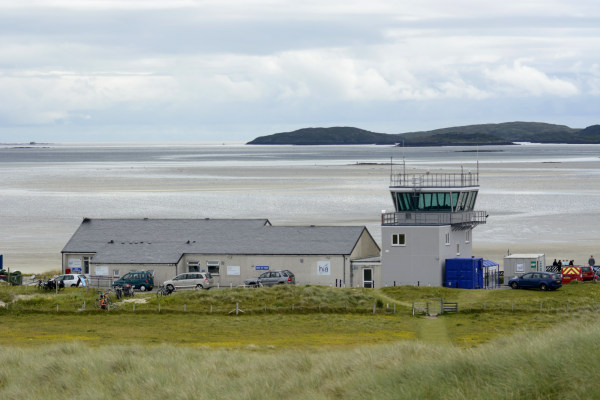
xmin=61 ymin=218 xmax=381 ymax=288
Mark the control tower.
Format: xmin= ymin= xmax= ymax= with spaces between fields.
xmin=380 ymin=165 xmax=487 ymax=286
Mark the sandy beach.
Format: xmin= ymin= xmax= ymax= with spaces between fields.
xmin=1 ymin=145 xmax=599 ymax=274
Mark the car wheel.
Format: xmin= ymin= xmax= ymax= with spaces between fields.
xmin=71 ymin=284 xmax=76 ymax=287
xmin=167 ymin=284 xmax=175 ymax=292
xmin=510 ymin=282 xmax=519 ymax=289
xmin=540 ymin=283 xmax=548 ymax=291
xmin=195 ymin=284 xmax=203 ymax=290
xmin=139 ymin=285 xmax=146 ymax=292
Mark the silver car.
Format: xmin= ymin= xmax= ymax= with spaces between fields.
xmin=163 ymin=272 xmax=214 ymax=291
xmin=244 ymin=270 xmax=296 ymax=287
xmin=54 ymin=274 xmax=88 ymax=287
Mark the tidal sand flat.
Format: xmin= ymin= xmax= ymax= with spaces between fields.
xmin=1 ymin=143 xmax=599 ymax=273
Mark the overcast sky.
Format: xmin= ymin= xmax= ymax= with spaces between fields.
xmin=1 ymin=0 xmax=599 ymax=142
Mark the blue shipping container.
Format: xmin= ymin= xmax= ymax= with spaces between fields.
xmin=445 ymin=258 xmax=484 ymax=289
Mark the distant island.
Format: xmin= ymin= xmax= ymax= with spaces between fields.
xmin=247 ymin=122 xmax=600 ymax=146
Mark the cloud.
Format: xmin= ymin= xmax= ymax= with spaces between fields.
xmin=484 ymin=61 xmax=580 ymax=97
xmin=0 ymin=0 xmax=598 ymax=140
xmin=0 ymin=71 xmax=178 ymax=124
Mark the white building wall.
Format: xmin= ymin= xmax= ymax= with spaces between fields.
xmin=380 ymin=225 xmax=473 ymax=287
xmin=177 ymin=254 xmax=348 ymax=287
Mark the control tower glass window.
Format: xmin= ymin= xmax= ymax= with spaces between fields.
xmin=394 ymin=190 xmax=477 ymax=212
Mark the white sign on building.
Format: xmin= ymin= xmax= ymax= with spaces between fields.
xmin=95 ymin=266 xmax=109 ymax=276
xmin=317 ymin=261 xmax=331 ymax=275
xmin=68 ymin=258 xmax=82 ymax=268
xmin=227 ymin=266 xmax=241 ymax=276
xmin=516 ymin=263 xmax=524 ymax=273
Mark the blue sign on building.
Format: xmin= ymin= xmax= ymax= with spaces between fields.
xmin=256 ymin=266 xmax=269 ymax=271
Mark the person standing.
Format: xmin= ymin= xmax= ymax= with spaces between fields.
xmin=589 ymin=255 xmax=595 ymax=267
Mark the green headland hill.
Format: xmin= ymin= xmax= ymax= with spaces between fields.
xmin=247 ymin=121 xmax=600 ymax=146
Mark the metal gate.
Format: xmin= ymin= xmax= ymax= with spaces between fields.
xmin=412 ymin=298 xmax=458 ymax=315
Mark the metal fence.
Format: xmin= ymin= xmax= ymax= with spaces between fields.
xmin=390 ymin=172 xmax=479 ymax=188
xmin=381 ymin=210 xmax=487 ymax=227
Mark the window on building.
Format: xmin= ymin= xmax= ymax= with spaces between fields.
xmin=113 ymin=269 xmax=120 ymax=277
xmin=468 ymin=191 xmax=478 ymax=210
xmin=188 ymin=261 xmax=200 ymax=272
xmin=392 ymin=233 xmax=406 ymax=246
xmin=83 ymin=256 xmax=90 ymax=274
xmin=445 ymin=233 xmax=450 ymax=245
xmin=456 ymin=244 xmax=460 ymax=255
xmin=466 ymin=230 xmax=471 ymax=243
xmin=395 ymin=191 xmax=465 ymax=212
xmin=207 ymin=261 xmax=220 ymax=275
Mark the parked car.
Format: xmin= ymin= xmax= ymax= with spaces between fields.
xmin=112 ymin=271 xmax=154 ymax=291
xmin=54 ymin=274 xmax=88 ymax=287
xmin=244 ymin=270 xmax=295 ymax=287
xmin=581 ymin=266 xmax=595 ymax=281
xmin=508 ymin=272 xmax=562 ymax=291
xmin=163 ymin=272 xmax=214 ymax=291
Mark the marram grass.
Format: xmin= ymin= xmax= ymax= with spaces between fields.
xmin=1 ymin=318 xmax=600 ymax=400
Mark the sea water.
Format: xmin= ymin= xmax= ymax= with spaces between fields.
xmin=1 ymin=142 xmax=599 ymax=273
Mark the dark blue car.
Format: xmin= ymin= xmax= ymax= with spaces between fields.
xmin=508 ymin=272 xmax=562 ymax=291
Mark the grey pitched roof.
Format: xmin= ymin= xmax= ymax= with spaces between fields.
xmin=62 ymin=218 xmax=375 ymax=264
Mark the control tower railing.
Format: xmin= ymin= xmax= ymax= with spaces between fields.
xmin=390 ymin=172 xmax=479 ymax=188
xmin=381 ymin=210 xmax=487 ymax=229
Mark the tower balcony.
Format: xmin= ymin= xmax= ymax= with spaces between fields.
xmin=381 ymin=210 xmax=487 ymax=230
xmin=390 ymin=172 xmax=479 ymax=188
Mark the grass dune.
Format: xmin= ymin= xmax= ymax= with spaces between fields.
xmin=1 ymin=318 xmax=599 ymax=399
xmin=2 ymin=283 xmax=600 ymax=398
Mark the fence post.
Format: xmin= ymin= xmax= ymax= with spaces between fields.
xmin=158 ymin=303 xmax=161 ymax=313
xmin=184 ymin=304 xmax=186 ymax=312
xmin=373 ymin=302 xmax=376 ymax=314
xmin=133 ymin=303 xmax=135 ymax=312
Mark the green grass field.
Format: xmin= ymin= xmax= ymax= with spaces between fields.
xmin=1 ymin=282 xmax=600 ymax=399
